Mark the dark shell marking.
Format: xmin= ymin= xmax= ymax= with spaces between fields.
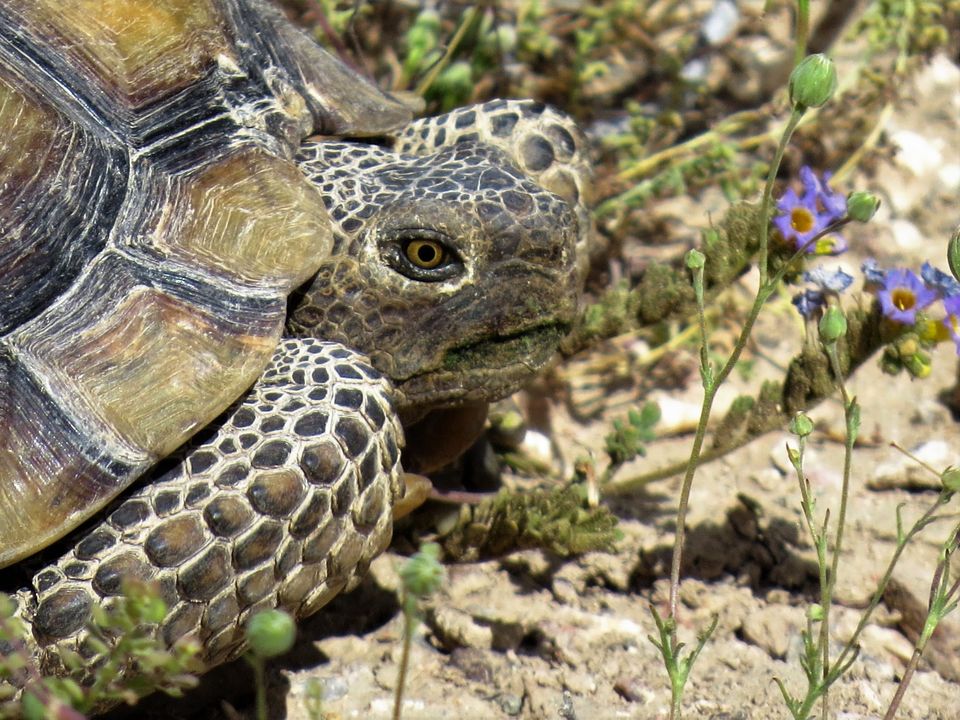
xmin=0 ymin=0 xmax=410 ymax=567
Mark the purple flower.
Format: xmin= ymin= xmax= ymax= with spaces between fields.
xmin=792 ymin=289 xmax=826 ymax=319
xmin=877 ymin=268 xmax=937 ymax=324
xmin=800 ymin=166 xmax=847 ymax=218
xmin=861 ymin=259 xmax=885 ymax=286
xmin=944 ymin=295 xmax=960 ymax=355
xmin=804 ymin=266 xmax=854 ymax=293
xmin=774 ymin=166 xmax=847 ymax=254
xmin=792 ymin=266 xmax=852 ymax=320
xmin=920 ymin=262 xmax=960 ymax=298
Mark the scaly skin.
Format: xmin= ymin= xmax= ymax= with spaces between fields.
xmin=0 ymin=100 xmax=591 ymax=703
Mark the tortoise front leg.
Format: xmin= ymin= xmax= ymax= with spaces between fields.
xmin=5 ymin=338 xmax=402 ymax=686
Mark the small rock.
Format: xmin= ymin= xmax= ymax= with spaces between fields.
xmin=558 ymin=690 xmax=578 ymax=720
xmin=701 ymin=0 xmax=739 ymax=46
xmin=613 ymin=675 xmax=650 ymax=703
xmin=426 ymin=605 xmax=493 ymax=650
xmin=518 ymin=429 xmax=554 ymax=469
xmin=869 ymin=440 xmax=956 ymax=490
xmin=450 ymin=647 xmax=495 ymax=685
xmin=740 ymin=605 xmax=802 ymax=659
xmin=891 ymin=129 xmax=943 ymax=178
xmin=678 ymin=578 xmax=711 ymax=609
xmin=859 ymin=625 xmax=915 ymax=666
xmin=551 ymin=577 xmax=580 ymax=606
xmin=499 ymin=693 xmax=524 ymax=716
xmin=861 ymin=654 xmax=897 ymax=684
xmin=650 ymin=394 xmax=702 ymax=433
xmin=316 ymin=675 xmax=349 ymax=702
xmin=561 ymin=669 xmax=596 ymax=696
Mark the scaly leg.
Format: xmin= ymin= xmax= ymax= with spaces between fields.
xmin=4 ymin=338 xmax=402 ymax=684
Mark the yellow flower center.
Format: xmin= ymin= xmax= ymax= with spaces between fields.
xmin=891 ymin=288 xmax=916 ymax=311
xmin=790 ymin=207 xmax=815 ymax=234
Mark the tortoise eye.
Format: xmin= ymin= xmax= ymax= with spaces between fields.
xmin=405 ymin=239 xmax=446 ymax=269
xmin=382 ymin=229 xmax=461 ymax=282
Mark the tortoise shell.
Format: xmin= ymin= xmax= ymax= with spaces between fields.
xmin=0 ymin=0 xmax=411 ymax=567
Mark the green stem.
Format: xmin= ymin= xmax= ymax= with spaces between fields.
xmin=794 ymin=0 xmax=810 ymax=66
xmin=666 ymin=104 xmax=808 ymax=631
xmin=882 ymin=525 xmax=960 ymax=719
xmin=251 ymin=656 xmax=267 ymax=720
xmin=834 ymin=495 xmax=950 ymax=673
xmin=414 ymin=7 xmax=478 ymax=97
xmin=392 ymin=594 xmax=415 ymax=720
xmin=758 ymin=109 xmax=804 ymax=286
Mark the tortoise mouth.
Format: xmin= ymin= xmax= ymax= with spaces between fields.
xmin=393 ymin=321 xmax=569 ymax=408
xmin=441 ymin=322 xmax=568 ymax=373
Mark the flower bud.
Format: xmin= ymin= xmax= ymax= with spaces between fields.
xmin=789 ymin=54 xmax=838 ymax=109
xmin=818 ymin=305 xmax=847 ymax=343
xmin=896 ymin=336 xmax=919 ymax=358
xmin=846 ymin=191 xmax=880 ymax=223
xmin=400 ymin=542 xmax=444 ymax=598
xmin=685 ymin=248 xmax=706 ymax=270
xmin=789 ymin=413 xmax=814 ymax=437
xmin=941 ymin=466 xmax=960 ymax=493
xmin=948 ymin=225 xmax=960 ymax=285
xmin=495 ymin=24 xmax=518 ymax=54
xmin=246 ymin=609 xmax=296 ymax=659
xmin=903 ymin=352 xmax=932 ymax=379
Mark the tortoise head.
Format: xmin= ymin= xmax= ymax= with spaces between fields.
xmin=289 ymin=140 xmax=581 ymax=410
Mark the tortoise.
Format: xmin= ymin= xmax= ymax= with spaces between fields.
xmin=0 ymin=0 xmax=591 ymax=697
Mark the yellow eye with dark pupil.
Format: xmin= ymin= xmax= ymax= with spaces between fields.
xmin=405 ymin=239 xmax=445 ymax=269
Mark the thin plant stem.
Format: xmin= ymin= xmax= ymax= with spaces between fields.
xmin=794 ymin=0 xmax=810 ymax=66
xmin=758 ymin=109 xmax=804 ymax=286
xmin=835 ymin=496 xmax=951 ymax=672
xmin=883 ymin=525 xmax=960 ymax=719
xmin=414 ymin=7 xmax=478 ymax=97
xmin=821 ymin=344 xmax=854 ymax=718
xmin=662 ymin=98 xmax=811 ymax=720
xmin=249 ymin=656 xmax=267 ymax=720
xmin=392 ymin=593 xmax=415 ymax=720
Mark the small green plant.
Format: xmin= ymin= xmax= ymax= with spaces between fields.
xmin=604 ymin=402 xmax=661 ymax=469
xmin=393 ymin=543 xmax=444 ymax=720
xmin=780 ymin=403 xmax=960 ymax=718
xmin=245 ymin=608 xmax=297 ymax=720
xmin=429 ymin=485 xmax=620 ymax=563
xmin=0 ymin=582 xmax=199 ymax=719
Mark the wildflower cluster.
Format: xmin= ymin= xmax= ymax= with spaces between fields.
xmin=777 ymin=165 xmax=958 ymax=378
xmin=862 ymin=260 xmax=960 ymax=377
xmin=774 ymin=166 xmax=848 ymax=256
